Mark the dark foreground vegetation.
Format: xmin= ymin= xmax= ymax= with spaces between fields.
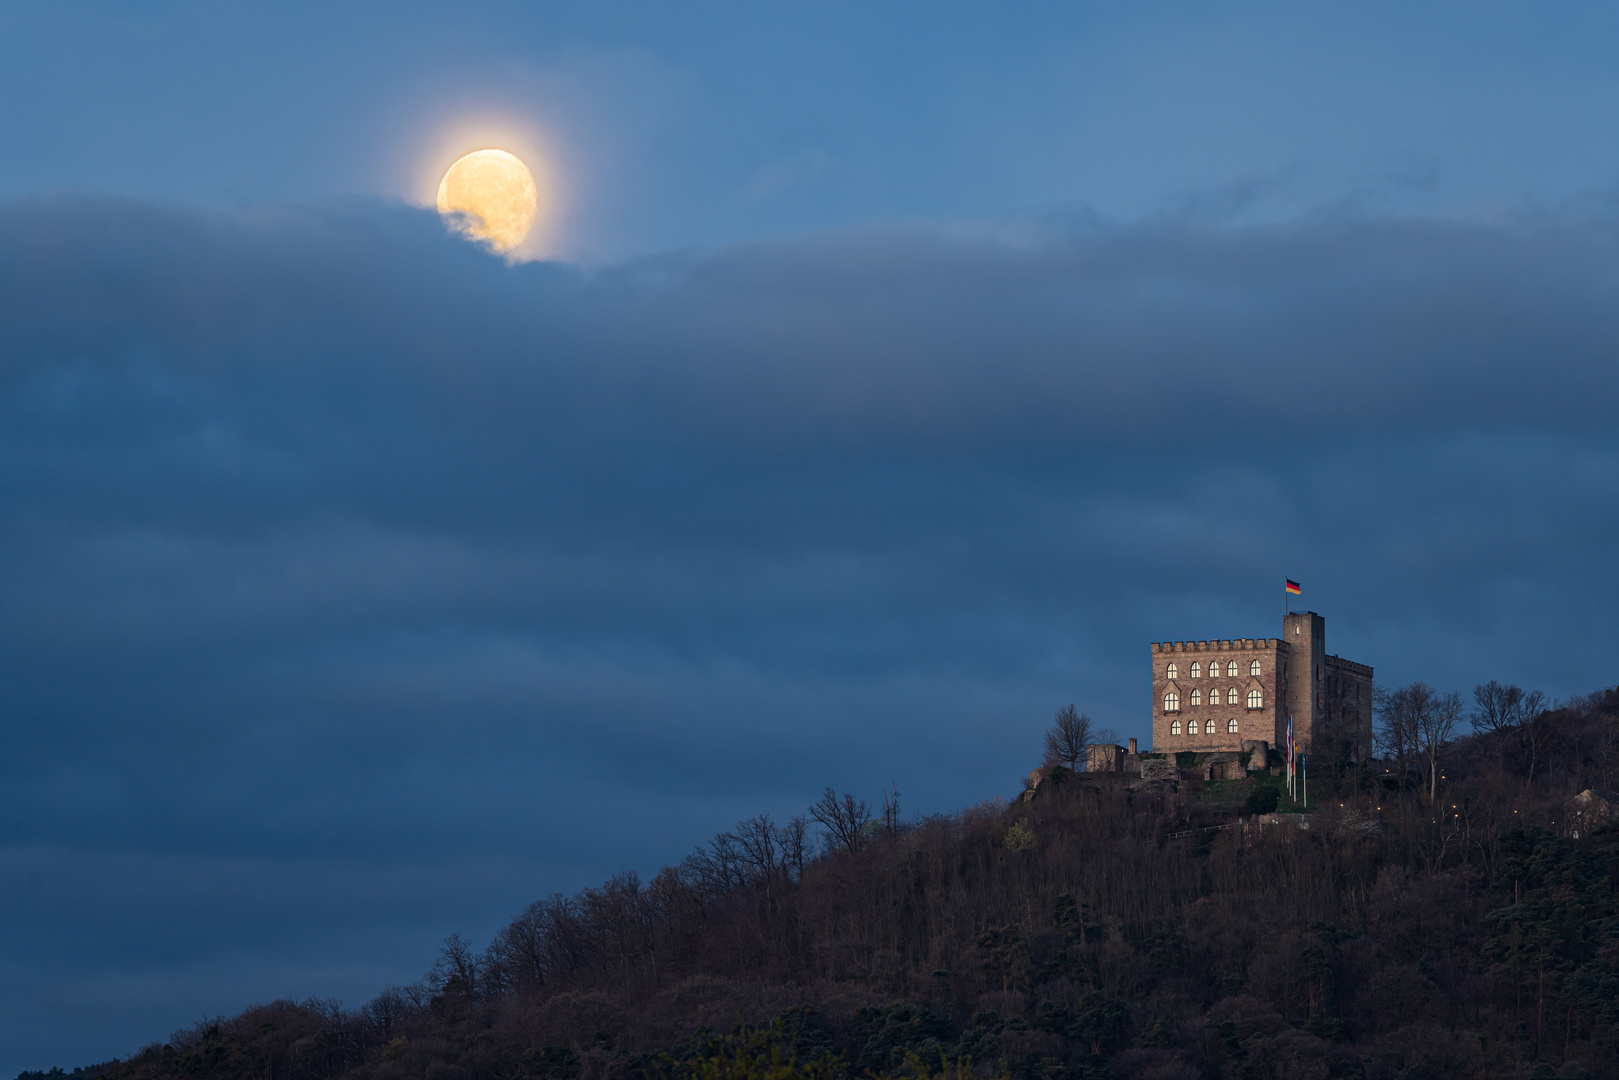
xmin=28 ymin=686 xmax=1619 ymax=1080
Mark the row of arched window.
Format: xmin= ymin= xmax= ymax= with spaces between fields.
xmin=1163 ymin=689 xmax=1263 ymax=711
xmin=1165 ymin=659 xmax=1261 ymax=679
xmin=1172 ymin=718 xmax=1240 ymax=736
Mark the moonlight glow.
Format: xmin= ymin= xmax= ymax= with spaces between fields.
xmin=436 ymin=149 xmax=539 ymax=253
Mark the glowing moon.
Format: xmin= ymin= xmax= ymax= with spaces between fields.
xmin=436 ymin=149 xmax=539 ymax=253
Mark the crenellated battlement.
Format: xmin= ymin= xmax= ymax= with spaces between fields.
xmin=1151 ymin=638 xmax=1286 ymax=652
xmin=1326 ymin=654 xmax=1373 ymax=677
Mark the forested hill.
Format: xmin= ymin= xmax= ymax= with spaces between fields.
xmin=27 ymin=686 xmax=1619 ymax=1080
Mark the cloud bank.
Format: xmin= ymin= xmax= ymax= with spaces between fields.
xmin=3 ymin=196 xmax=1619 ymax=1073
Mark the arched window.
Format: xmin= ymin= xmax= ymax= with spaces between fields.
xmin=1190 ymin=661 xmax=1202 ymax=678
xmin=1190 ymin=688 xmax=1202 ymax=706
xmin=1227 ymin=660 xmax=1239 ymax=677
xmin=1227 ymin=718 xmax=1239 ymax=734
xmin=1164 ymin=692 xmax=1180 ymax=712
xmin=1204 ymin=719 xmax=1216 ymax=735
xmin=1170 ymin=719 xmax=1181 ymax=735
xmin=1166 ymin=663 xmax=1178 ymax=680
xmin=1248 ymin=689 xmax=1263 ymax=709
xmin=1249 ymin=660 xmax=1261 ymax=676
xmin=1225 ymin=687 xmax=1238 ymax=705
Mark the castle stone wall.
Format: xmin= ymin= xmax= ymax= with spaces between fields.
xmin=1149 ymin=612 xmax=1373 ymax=761
xmin=1150 ymin=638 xmax=1287 ymax=752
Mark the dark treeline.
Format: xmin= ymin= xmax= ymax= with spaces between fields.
xmin=32 ymin=685 xmax=1619 ymax=1080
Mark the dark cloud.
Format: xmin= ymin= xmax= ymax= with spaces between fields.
xmin=3 ymin=195 xmax=1619 ymax=1073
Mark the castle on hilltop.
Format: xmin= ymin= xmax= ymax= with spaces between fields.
xmin=1150 ymin=612 xmax=1373 ymax=764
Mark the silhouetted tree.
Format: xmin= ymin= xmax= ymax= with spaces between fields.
xmin=1380 ymin=682 xmax=1463 ymax=802
xmin=1042 ymin=704 xmax=1092 ymax=771
xmin=1413 ymin=684 xmax=1464 ymax=802
xmin=880 ymin=782 xmax=901 ymax=835
xmin=1471 ymin=680 xmax=1546 ymax=778
xmin=808 ymin=787 xmax=871 ymax=853
xmin=780 ymin=815 xmax=810 ymax=878
xmin=1376 ymin=684 xmax=1418 ymax=796
xmin=733 ymin=814 xmax=784 ymax=881
xmin=429 ymin=932 xmax=480 ymax=1002
xmin=1471 ymin=679 xmax=1519 ymax=739
xmin=1512 ymin=688 xmax=1552 ymax=782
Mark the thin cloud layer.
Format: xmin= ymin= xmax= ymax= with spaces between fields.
xmin=2 ymin=196 xmax=1618 ymax=1073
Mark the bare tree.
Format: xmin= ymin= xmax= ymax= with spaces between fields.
xmin=683 ymin=831 xmax=747 ymax=893
xmin=1375 ymin=684 xmax=1418 ymax=797
xmin=1514 ymin=688 xmax=1548 ymax=724
xmin=809 ymin=787 xmax=871 ymax=853
xmin=732 ymin=814 xmax=783 ymax=881
xmin=1470 ymin=680 xmax=1551 ymax=780
xmin=1495 ymin=693 xmax=1547 ymax=786
xmin=1413 ymin=686 xmax=1464 ymax=802
xmin=1471 ymin=680 xmax=1520 ymax=738
xmin=1603 ymin=714 xmax=1619 ymax=792
xmin=1042 ymin=704 xmax=1092 ymax=771
xmin=1380 ymin=682 xmax=1463 ymax=802
xmin=361 ymin=986 xmax=422 ymax=1039
xmin=1471 ymin=679 xmax=1522 ymax=772
xmin=779 ymin=815 xmax=810 ymax=878
xmin=1512 ymin=689 xmax=1552 ymax=783
xmin=880 ymin=781 xmax=901 ymax=834
xmin=429 ymin=932 xmax=480 ymax=1001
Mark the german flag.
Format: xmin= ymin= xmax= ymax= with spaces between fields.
xmin=1285 ymin=579 xmax=1302 ymax=595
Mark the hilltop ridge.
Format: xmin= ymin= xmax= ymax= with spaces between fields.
xmin=23 ymin=686 xmax=1619 ymax=1080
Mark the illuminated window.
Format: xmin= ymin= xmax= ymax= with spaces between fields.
xmin=1227 ymin=718 xmax=1239 ymax=734
xmin=1204 ymin=719 xmax=1216 ymax=735
xmin=1164 ymin=692 xmax=1180 ymax=712
xmin=1170 ymin=719 xmax=1182 ymax=735
xmin=1227 ymin=688 xmax=1240 ymax=705
xmin=1227 ymin=660 xmax=1239 ymax=677
xmin=1250 ymin=660 xmax=1261 ymax=676
xmin=1166 ymin=663 xmax=1178 ymax=680
xmin=1190 ymin=661 xmax=1202 ymax=678
xmin=1248 ymin=689 xmax=1263 ymax=709
xmin=1190 ymin=688 xmax=1202 ymax=706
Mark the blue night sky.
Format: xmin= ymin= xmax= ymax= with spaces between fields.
xmin=5 ymin=2 xmax=1619 ymax=1074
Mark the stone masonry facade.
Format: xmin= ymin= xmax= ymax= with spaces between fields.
xmin=1150 ymin=611 xmax=1373 ymax=759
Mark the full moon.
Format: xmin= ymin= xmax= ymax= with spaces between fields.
xmin=436 ymin=149 xmax=539 ymax=253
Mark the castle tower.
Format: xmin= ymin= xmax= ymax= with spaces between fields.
xmin=1282 ymin=611 xmax=1325 ymax=753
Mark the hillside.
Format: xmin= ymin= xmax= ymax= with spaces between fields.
xmin=24 ymin=687 xmax=1619 ymax=1080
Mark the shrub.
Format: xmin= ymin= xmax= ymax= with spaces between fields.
xmin=1246 ymin=785 xmax=1280 ymax=815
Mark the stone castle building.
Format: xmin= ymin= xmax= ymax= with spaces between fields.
xmin=1150 ymin=612 xmax=1373 ymax=761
